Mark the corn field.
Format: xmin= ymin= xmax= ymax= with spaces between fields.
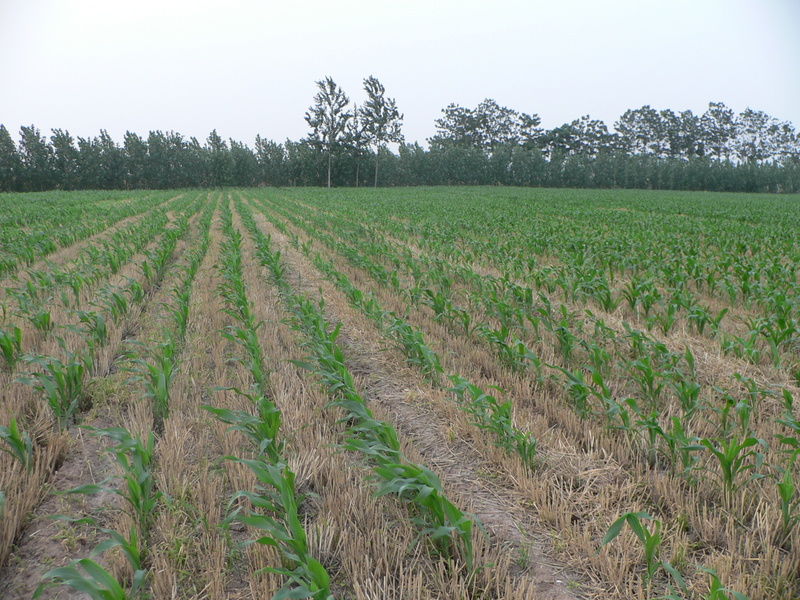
xmin=0 ymin=187 xmax=798 ymax=600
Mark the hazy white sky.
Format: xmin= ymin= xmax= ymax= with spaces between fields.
xmin=1 ymin=0 xmax=798 ymax=148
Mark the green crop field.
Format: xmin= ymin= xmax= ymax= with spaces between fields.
xmin=1 ymin=187 xmax=799 ymax=600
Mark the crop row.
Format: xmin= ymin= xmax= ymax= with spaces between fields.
xmin=0 ymin=190 xmax=178 ymax=278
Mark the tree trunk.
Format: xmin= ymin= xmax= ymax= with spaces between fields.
xmin=327 ymin=150 xmax=332 ymax=188
xmin=374 ymin=144 xmax=379 ymax=187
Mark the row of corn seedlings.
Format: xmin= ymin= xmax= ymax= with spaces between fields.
xmin=306 ymin=246 xmax=539 ymax=472
xmin=235 ymin=198 xmax=483 ymax=588
xmin=0 ymin=190 xmax=175 ymax=279
xmin=205 ymin=199 xmax=334 ymax=598
xmin=34 ymin=426 xmax=159 ymax=600
xmin=268 ymin=190 xmax=799 ymax=377
xmin=13 ymin=210 xmax=197 ymax=431
xmin=1 ymin=192 xmax=202 ymax=324
xmin=271 ymin=195 xmax=796 ymax=511
xmin=0 ymin=194 xmax=207 ymax=381
xmin=0 ymin=197 xmax=208 ymax=574
xmin=251 ymin=191 xmax=795 ymax=600
xmin=272 ymin=213 xmax=730 ymax=597
xmin=30 ymin=197 xmax=215 ymax=598
xmin=127 ymin=198 xmax=215 ymax=431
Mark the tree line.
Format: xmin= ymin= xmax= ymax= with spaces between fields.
xmin=2 ymin=76 xmax=799 ymax=193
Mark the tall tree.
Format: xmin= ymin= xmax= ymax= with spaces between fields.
xmin=430 ymin=99 xmax=541 ymax=152
xmin=255 ymin=135 xmax=287 ymax=186
xmin=615 ymin=106 xmax=666 ymax=156
xmin=18 ymin=125 xmax=54 ymax=191
xmin=96 ymin=130 xmax=125 ymax=189
xmin=184 ymin=136 xmax=209 ymax=187
xmin=206 ymin=129 xmax=232 ymax=187
xmin=229 ymin=139 xmax=258 ymax=186
xmin=123 ymin=131 xmax=149 ymax=189
xmin=50 ymin=129 xmax=80 ymax=189
xmin=345 ymin=103 xmax=368 ymax=186
xmin=360 ymin=75 xmax=404 ymax=187
xmin=732 ymin=108 xmax=797 ymax=164
xmin=539 ymin=115 xmax=616 ymax=160
xmin=0 ymin=124 xmax=23 ymax=192
xmin=700 ymin=102 xmax=736 ymax=160
xmin=305 ymin=77 xmax=352 ymax=188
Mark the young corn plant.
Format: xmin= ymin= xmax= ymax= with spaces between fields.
xmin=34 ymin=556 xmax=146 ymax=600
xmin=699 ymin=434 xmax=767 ymax=508
xmin=660 ymin=567 xmax=751 ymax=600
xmin=203 ymin=388 xmax=284 ymax=464
xmin=772 ymin=449 xmax=800 ymax=548
xmin=668 ymin=370 xmax=702 ymax=419
xmin=40 ymin=427 xmax=160 ymax=599
xmin=449 ymin=376 xmax=537 ymax=470
xmin=374 ymin=460 xmax=476 ymax=574
xmin=63 ymin=426 xmax=161 ymax=540
xmin=476 ymin=325 xmax=540 ymax=375
xmin=550 ymin=365 xmax=594 ymax=419
xmin=127 ymin=278 xmax=144 ymax=305
xmin=94 ymin=287 xmax=129 ymax=324
xmin=165 ymin=286 xmax=191 ymax=339
xmin=128 ymin=335 xmax=178 ymax=429
xmin=386 ymin=316 xmax=442 ymax=381
xmin=599 ymin=511 xmax=686 ymax=595
xmin=17 ymin=351 xmax=87 ymax=430
xmin=28 ymin=308 xmax=54 ymax=335
xmin=221 ymin=323 xmax=269 ymax=398
xmin=628 ymin=355 xmax=666 ymax=410
xmin=0 ymin=326 xmax=22 ymax=371
xmin=665 ymin=417 xmax=704 ymax=482
xmin=227 ymin=459 xmax=333 ymax=600
xmin=0 ymin=418 xmax=34 ymax=471
xmin=75 ymin=310 xmax=109 ymax=350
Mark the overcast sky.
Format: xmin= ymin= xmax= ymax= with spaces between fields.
xmin=1 ymin=0 xmax=798 ymax=148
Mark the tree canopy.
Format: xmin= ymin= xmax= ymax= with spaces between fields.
xmin=1 ymin=88 xmax=799 ymax=193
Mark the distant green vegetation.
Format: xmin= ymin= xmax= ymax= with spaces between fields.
xmin=2 ymin=85 xmax=799 ymax=192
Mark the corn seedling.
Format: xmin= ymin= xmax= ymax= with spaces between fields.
xmin=599 ymin=511 xmax=685 ymax=594
xmin=165 ymin=285 xmax=191 ymax=338
xmin=220 ymin=323 xmax=269 ymax=397
xmin=203 ymin=388 xmax=284 ymax=464
xmin=668 ymin=370 xmax=702 ymax=418
xmin=95 ymin=287 xmax=129 ymax=324
xmin=17 ymin=351 xmax=87 ymax=430
xmin=34 ymin=557 xmax=146 ymax=600
xmin=0 ymin=326 xmax=22 ymax=370
xmin=666 ymin=417 xmax=704 ymax=482
xmin=127 ymin=278 xmax=144 ymax=304
xmin=773 ymin=450 xmax=800 ymax=548
xmin=0 ymin=418 xmax=34 ymax=471
xmin=550 ymin=365 xmax=594 ymax=419
xmin=63 ymin=426 xmax=161 ymax=537
xmin=28 ymin=308 xmax=54 ymax=334
xmin=75 ymin=310 xmax=109 ymax=348
xmin=128 ymin=335 xmax=178 ymax=428
xmin=449 ymin=376 xmax=537 ymax=470
xmin=386 ymin=316 xmax=442 ymax=380
xmin=227 ymin=459 xmax=333 ymax=600
xmin=699 ymin=434 xmax=767 ymax=507
xmin=660 ymin=567 xmax=751 ymax=600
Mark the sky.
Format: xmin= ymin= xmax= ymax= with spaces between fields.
xmin=1 ymin=0 xmax=799 ymax=149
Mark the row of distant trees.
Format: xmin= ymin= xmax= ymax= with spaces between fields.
xmin=1 ymin=76 xmax=799 ymax=193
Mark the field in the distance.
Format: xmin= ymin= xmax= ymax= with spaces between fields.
xmin=0 ymin=187 xmax=798 ymax=600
